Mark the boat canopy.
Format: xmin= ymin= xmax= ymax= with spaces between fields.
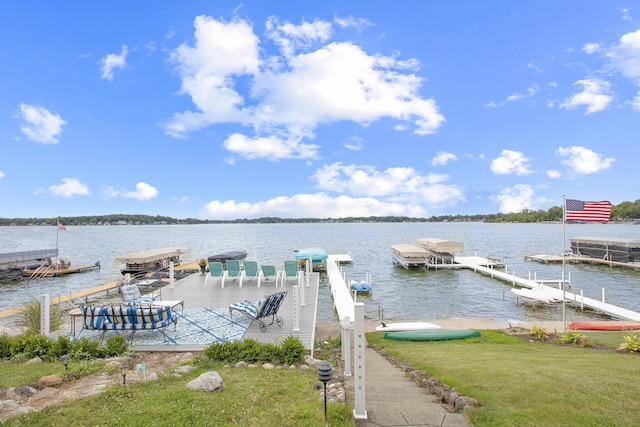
xmin=0 ymin=249 xmax=58 ymax=266
xmin=416 ymin=238 xmax=463 ymax=254
xmin=207 ymin=251 xmax=247 ymax=262
xmin=116 ymin=247 xmax=189 ymax=264
xmin=390 ymin=244 xmax=429 ymax=258
xmin=295 ymin=247 xmax=328 ymax=262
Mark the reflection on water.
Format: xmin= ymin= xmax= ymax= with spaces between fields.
xmin=1 ymin=222 xmax=638 ymax=323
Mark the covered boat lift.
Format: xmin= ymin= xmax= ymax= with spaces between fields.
xmin=116 ymin=246 xmax=189 ymax=276
xmin=390 ymin=244 xmax=430 ymax=268
xmin=570 ymin=237 xmax=640 ymax=263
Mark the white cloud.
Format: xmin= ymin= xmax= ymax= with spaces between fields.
xmin=18 ymin=103 xmax=67 ymax=144
xmin=223 ymin=133 xmax=320 ymax=160
xmin=604 ymin=29 xmax=640 ymax=79
xmin=546 ymin=169 xmax=561 ymax=179
xmin=490 ymin=150 xmax=533 ymax=175
xmin=266 ymin=16 xmax=333 ymax=58
xmin=201 ymin=193 xmax=426 ymax=220
xmin=312 ymin=163 xmax=463 ymax=204
xmin=431 ymin=151 xmax=457 ymax=166
xmin=506 ymin=85 xmax=539 ymax=102
xmin=100 ymin=45 xmax=128 ymax=81
xmin=48 ymin=178 xmax=90 ymax=197
xmin=333 ymin=14 xmax=373 ymax=32
xmin=0 ymin=170 xmax=5 ymax=179
xmin=556 ymin=146 xmax=615 ymax=174
xmin=491 ymin=184 xmax=549 ymax=213
xmin=559 ymin=79 xmax=613 ymax=114
xmin=343 ymin=136 xmax=363 ymax=151
xmin=163 ymin=15 xmax=445 ymax=157
xmin=101 ymin=185 xmax=120 ymax=198
xmin=123 ymin=182 xmax=158 ymax=201
xmin=583 ymin=43 xmax=600 ymax=55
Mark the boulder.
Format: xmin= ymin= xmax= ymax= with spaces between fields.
xmin=186 ymin=371 xmax=225 ymax=392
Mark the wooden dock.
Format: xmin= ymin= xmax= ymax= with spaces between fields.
xmin=525 ymin=254 xmax=640 ymax=270
xmin=456 ymin=257 xmax=640 ymax=321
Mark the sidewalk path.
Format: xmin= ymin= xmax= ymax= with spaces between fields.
xmin=345 ymin=347 xmax=472 ymax=427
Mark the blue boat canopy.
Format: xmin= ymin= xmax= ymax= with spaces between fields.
xmin=295 ymin=247 xmax=328 ymax=262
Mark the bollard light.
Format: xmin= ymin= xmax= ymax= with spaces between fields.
xmin=316 ymin=360 xmax=333 ymax=422
xmin=59 ymin=354 xmax=69 ymax=371
xmin=120 ymin=363 xmax=129 ymax=386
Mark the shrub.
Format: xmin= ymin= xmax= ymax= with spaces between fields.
xmin=531 ymin=325 xmax=549 ymax=341
xmin=103 ymin=335 xmax=128 ymax=357
xmin=20 ymin=299 xmax=64 ymax=333
xmin=278 ymin=335 xmax=306 ymax=365
xmin=69 ymin=337 xmax=101 ymax=360
xmin=618 ymin=334 xmax=640 ymax=352
xmin=0 ymin=334 xmax=16 ymax=358
xmin=201 ymin=335 xmax=306 ymax=365
xmin=561 ymin=330 xmax=586 ymax=344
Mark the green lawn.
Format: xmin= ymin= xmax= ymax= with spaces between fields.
xmin=367 ymin=330 xmax=640 ymax=427
xmin=0 ymin=361 xmax=355 ymax=427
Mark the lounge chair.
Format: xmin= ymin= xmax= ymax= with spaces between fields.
xmin=242 ymin=260 xmax=261 ymax=287
xmin=224 ymin=259 xmax=243 ymax=288
xmin=229 ymin=291 xmax=288 ymax=332
xmin=204 ymin=261 xmax=225 ymax=288
xmin=282 ymin=260 xmax=302 ymax=286
xmin=260 ymin=264 xmax=280 ymax=287
xmin=120 ymin=283 xmax=156 ymax=305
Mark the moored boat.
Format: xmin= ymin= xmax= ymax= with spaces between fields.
xmin=569 ymin=321 xmax=640 ymax=331
xmin=384 ymin=329 xmax=481 ymax=341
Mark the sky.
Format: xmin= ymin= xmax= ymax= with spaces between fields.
xmin=2 ymin=1 xmax=640 ymax=220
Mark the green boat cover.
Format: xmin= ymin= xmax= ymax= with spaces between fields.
xmin=384 ymin=329 xmax=481 ymax=341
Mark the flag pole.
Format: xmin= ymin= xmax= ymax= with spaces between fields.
xmin=562 ymin=195 xmax=566 ymax=333
xmin=56 ymin=217 xmax=60 ymax=268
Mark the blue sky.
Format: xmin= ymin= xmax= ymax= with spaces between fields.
xmin=2 ymin=1 xmax=639 ymax=220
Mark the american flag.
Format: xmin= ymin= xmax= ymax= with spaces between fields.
xmin=565 ymin=199 xmax=612 ymax=223
xmin=57 ymin=221 xmax=67 ymax=231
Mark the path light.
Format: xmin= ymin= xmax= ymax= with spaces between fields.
xmin=316 ymin=360 xmax=333 ymax=422
xmin=59 ymin=354 xmax=69 ymax=371
xmin=120 ymin=363 xmax=129 ymax=386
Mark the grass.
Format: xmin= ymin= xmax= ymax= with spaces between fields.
xmin=0 ymin=359 xmax=354 ymax=427
xmin=367 ymin=329 xmax=640 ymax=427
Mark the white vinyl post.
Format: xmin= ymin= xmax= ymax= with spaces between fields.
xmin=341 ymin=317 xmax=352 ymax=376
xmin=353 ymin=302 xmax=367 ymax=420
xmin=292 ymin=285 xmax=300 ymax=331
xmin=40 ymin=294 xmax=50 ymax=337
xmin=299 ymin=274 xmax=306 ymax=306
xmin=170 ymin=262 xmax=175 ymax=288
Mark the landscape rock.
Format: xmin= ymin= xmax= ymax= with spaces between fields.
xmin=186 ymin=371 xmax=225 ymax=392
xmin=36 ymin=374 xmax=64 ymax=388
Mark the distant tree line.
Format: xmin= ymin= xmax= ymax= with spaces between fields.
xmin=1 ymin=199 xmax=639 ymax=226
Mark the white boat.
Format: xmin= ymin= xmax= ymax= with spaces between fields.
xmin=375 ymin=321 xmax=442 ymax=332
xmin=510 ymin=288 xmax=555 ymax=304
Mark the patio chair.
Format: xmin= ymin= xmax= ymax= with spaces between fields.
xmin=282 ymin=260 xmax=302 ymax=286
xmin=229 ymin=291 xmax=288 ymax=332
xmin=242 ymin=260 xmax=261 ymax=287
xmin=204 ymin=261 xmax=225 ymax=288
xmin=260 ymin=264 xmax=280 ymax=287
xmin=223 ymin=259 xmax=243 ymax=288
xmin=120 ymin=283 xmax=156 ymax=305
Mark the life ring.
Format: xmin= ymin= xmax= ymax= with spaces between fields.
xmin=162 ymin=259 xmax=168 ymax=267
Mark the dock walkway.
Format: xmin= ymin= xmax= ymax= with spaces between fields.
xmin=455 ymin=257 xmax=640 ymax=321
xmin=326 ymin=254 xmax=355 ymax=322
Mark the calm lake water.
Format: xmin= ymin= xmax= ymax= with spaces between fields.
xmin=1 ymin=222 xmax=639 ymax=323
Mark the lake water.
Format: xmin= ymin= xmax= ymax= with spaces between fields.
xmin=1 ymin=222 xmax=639 ymax=323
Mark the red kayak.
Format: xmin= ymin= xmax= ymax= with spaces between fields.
xmin=569 ymin=321 xmax=640 ymax=331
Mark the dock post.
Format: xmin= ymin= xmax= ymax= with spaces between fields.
xmin=170 ymin=262 xmax=175 ymax=288
xmin=299 ymin=277 xmax=306 ymax=306
xmin=292 ymin=285 xmax=300 ymax=332
xmin=353 ymin=302 xmax=367 ymax=420
xmin=602 ymin=288 xmax=606 ymax=303
xmin=580 ymin=290 xmax=584 ymax=311
xmin=40 ymin=294 xmax=50 ymax=337
xmin=341 ymin=317 xmax=351 ymax=377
